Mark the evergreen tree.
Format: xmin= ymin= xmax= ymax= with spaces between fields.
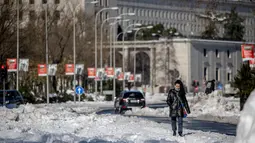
xmin=223 ymin=7 xmax=245 ymax=41
xmin=232 ymin=63 xmax=255 ymax=111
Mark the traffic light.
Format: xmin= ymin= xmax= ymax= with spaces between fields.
xmin=0 ymin=64 xmax=7 ymax=81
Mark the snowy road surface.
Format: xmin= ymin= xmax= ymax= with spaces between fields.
xmin=97 ymin=103 xmax=237 ymax=136
xmin=0 ymin=102 xmax=236 ymax=143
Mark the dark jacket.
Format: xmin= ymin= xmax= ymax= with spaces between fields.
xmin=166 ymin=89 xmax=191 ymax=117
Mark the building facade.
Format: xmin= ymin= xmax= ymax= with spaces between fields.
xmin=87 ymin=0 xmax=255 ymax=42
xmin=112 ymin=38 xmax=243 ymax=93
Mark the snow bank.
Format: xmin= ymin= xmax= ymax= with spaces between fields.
xmin=188 ymin=91 xmax=240 ymax=124
xmin=125 ymin=91 xmax=240 ymax=124
xmin=235 ymin=90 xmax=255 ymax=143
xmin=0 ymin=103 xmax=234 ymax=142
xmin=145 ymin=93 xmax=166 ymax=104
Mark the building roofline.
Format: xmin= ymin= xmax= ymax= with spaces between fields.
xmin=113 ymin=38 xmax=254 ymax=45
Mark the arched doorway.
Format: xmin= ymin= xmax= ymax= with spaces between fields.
xmin=135 ymin=52 xmax=150 ymax=85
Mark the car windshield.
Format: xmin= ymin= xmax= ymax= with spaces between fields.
xmin=0 ymin=91 xmax=17 ymax=101
xmin=123 ymin=92 xmax=144 ymax=99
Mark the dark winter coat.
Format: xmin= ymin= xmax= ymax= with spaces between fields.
xmin=166 ymin=89 xmax=191 ymax=117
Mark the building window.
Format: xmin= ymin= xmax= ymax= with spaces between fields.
xmin=29 ymin=10 xmax=36 ymax=20
xmin=54 ymin=10 xmax=60 ymax=20
xmin=227 ymin=50 xmax=231 ymax=58
xmin=227 ymin=72 xmax=232 ymax=81
xmin=29 ymin=0 xmax=34 ymax=4
xmin=55 ymin=0 xmax=60 ymax=4
xmin=216 ymin=68 xmax=220 ymax=81
xmin=216 ymin=49 xmax=219 ymax=58
xmin=105 ymin=0 xmax=108 ymax=6
xmin=204 ymin=49 xmax=207 ymax=57
xmin=42 ymin=0 xmax=47 ymax=4
xmin=100 ymin=0 xmax=103 ymax=6
xmin=19 ymin=0 xmax=22 ymax=4
xmin=204 ymin=67 xmax=208 ymax=80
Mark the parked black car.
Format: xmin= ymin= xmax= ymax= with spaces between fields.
xmin=114 ymin=90 xmax=146 ymax=114
xmin=0 ymin=90 xmax=26 ymax=108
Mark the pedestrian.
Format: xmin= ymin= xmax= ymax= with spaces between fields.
xmin=166 ymin=80 xmax=191 ymax=137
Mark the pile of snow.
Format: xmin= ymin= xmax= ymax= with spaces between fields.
xmin=125 ymin=91 xmax=240 ymax=124
xmin=188 ymin=91 xmax=240 ymax=124
xmin=145 ymin=93 xmax=166 ymax=104
xmin=235 ymin=90 xmax=255 ymax=143
xmin=0 ymin=103 xmax=234 ymax=142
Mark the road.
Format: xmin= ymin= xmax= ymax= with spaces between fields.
xmin=96 ymin=103 xmax=237 ymax=136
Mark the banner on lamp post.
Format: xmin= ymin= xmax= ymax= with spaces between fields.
xmin=19 ymin=59 xmax=29 ymax=72
xmin=128 ymin=74 xmax=134 ymax=82
xmin=106 ymin=67 xmax=114 ymax=78
xmin=241 ymin=44 xmax=254 ymax=61
xmin=124 ymin=72 xmax=131 ymax=81
xmin=65 ymin=64 xmax=74 ymax=75
xmin=38 ymin=64 xmax=47 ymax=76
xmin=135 ymin=74 xmax=142 ymax=82
xmin=48 ymin=64 xmax=57 ymax=76
xmin=96 ymin=68 xmax=105 ymax=80
xmin=115 ymin=67 xmax=122 ymax=79
xmin=87 ymin=68 xmax=96 ymax=78
xmin=75 ymin=64 xmax=84 ymax=75
xmin=118 ymin=72 xmax=124 ymax=81
xmin=7 ymin=58 xmax=17 ymax=72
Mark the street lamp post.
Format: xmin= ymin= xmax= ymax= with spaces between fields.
xmin=109 ymin=19 xmax=130 ymax=67
xmin=133 ymin=26 xmax=153 ymax=87
xmin=94 ymin=7 xmax=118 ymax=94
xmin=44 ymin=4 xmax=49 ymax=104
xmin=122 ymin=23 xmax=141 ymax=90
xmin=16 ymin=0 xmax=19 ymax=91
xmin=69 ymin=2 xmax=82 ymax=103
xmin=110 ymin=19 xmax=130 ymax=99
xmin=100 ymin=16 xmax=121 ymax=95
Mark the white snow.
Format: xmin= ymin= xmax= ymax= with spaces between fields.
xmin=125 ymin=91 xmax=240 ymax=124
xmin=235 ymin=90 xmax=255 ymax=143
xmin=0 ymin=102 xmax=234 ymax=143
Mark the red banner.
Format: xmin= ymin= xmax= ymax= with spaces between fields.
xmin=65 ymin=64 xmax=74 ymax=75
xmin=118 ymin=72 xmax=124 ymax=81
xmin=129 ymin=74 xmax=134 ymax=82
xmin=241 ymin=44 xmax=254 ymax=61
xmin=87 ymin=68 xmax=96 ymax=78
xmin=38 ymin=64 xmax=47 ymax=76
xmin=7 ymin=58 xmax=17 ymax=72
xmin=106 ymin=67 xmax=114 ymax=78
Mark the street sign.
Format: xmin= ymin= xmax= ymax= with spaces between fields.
xmin=75 ymin=86 xmax=84 ymax=95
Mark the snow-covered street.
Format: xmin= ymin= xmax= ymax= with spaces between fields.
xmin=0 ymin=99 xmax=236 ymax=143
xmin=125 ymin=92 xmax=240 ymax=124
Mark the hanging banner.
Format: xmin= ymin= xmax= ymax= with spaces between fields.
xmin=65 ymin=64 xmax=74 ymax=75
xmin=106 ymin=67 xmax=114 ymax=78
xmin=76 ymin=64 xmax=84 ymax=75
xmin=128 ymin=74 xmax=134 ymax=82
xmin=118 ymin=72 xmax=124 ymax=81
xmin=250 ymin=59 xmax=255 ymax=68
xmin=48 ymin=64 xmax=57 ymax=76
xmin=124 ymin=72 xmax=131 ymax=81
xmin=115 ymin=67 xmax=122 ymax=78
xmin=19 ymin=59 xmax=29 ymax=72
xmin=96 ymin=68 xmax=105 ymax=79
xmin=241 ymin=44 xmax=254 ymax=61
xmin=87 ymin=68 xmax=96 ymax=78
xmin=135 ymin=74 xmax=142 ymax=82
xmin=7 ymin=58 xmax=17 ymax=72
xmin=38 ymin=64 xmax=47 ymax=76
